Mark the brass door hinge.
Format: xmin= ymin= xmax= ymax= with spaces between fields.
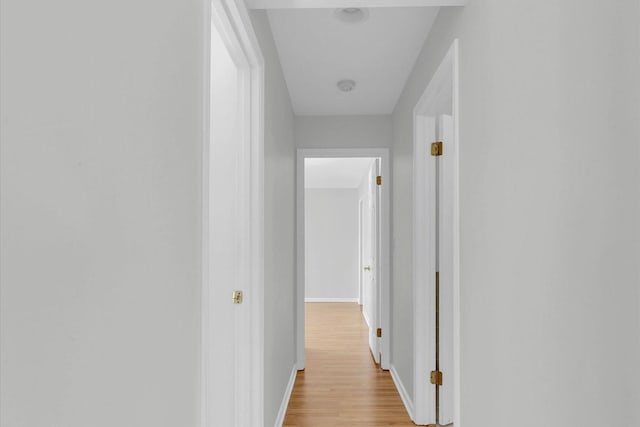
xmin=376 ymin=328 xmax=382 ymax=338
xmin=430 ymin=141 xmax=443 ymax=156
xmin=430 ymin=370 xmax=443 ymax=385
xmin=376 ymin=175 xmax=382 ymax=186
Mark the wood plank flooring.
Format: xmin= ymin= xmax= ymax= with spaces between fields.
xmin=283 ymin=303 xmax=416 ymax=426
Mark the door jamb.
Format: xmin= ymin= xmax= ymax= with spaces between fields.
xmin=202 ymin=1 xmax=264 ymax=426
xmin=358 ymin=198 xmax=365 ymax=306
xmin=296 ymin=148 xmax=391 ymax=371
xmin=412 ymin=39 xmax=460 ymax=425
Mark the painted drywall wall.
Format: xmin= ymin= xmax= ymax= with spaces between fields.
xmin=0 ymin=0 xmax=203 ymax=425
xmin=391 ymin=1 xmax=640 ymax=426
xmin=250 ymin=10 xmax=297 ymax=427
xmin=295 ymin=115 xmax=392 ymax=148
xmin=305 ymin=189 xmax=359 ymax=300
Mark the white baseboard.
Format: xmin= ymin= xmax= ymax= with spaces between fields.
xmin=390 ymin=365 xmax=415 ymax=422
xmin=274 ymin=366 xmax=297 ymax=427
xmin=362 ymin=309 xmax=372 ymax=329
xmin=304 ymin=297 xmax=359 ymax=303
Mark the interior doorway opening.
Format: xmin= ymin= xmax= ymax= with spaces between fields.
xmin=304 ymin=157 xmax=380 ymax=358
xmin=286 ymin=149 xmax=398 ymax=424
xmin=295 ymin=149 xmax=391 ymax=371
xmin=413 ymin=40 xmax=460 ymax=426
xmin=201 ymin=2 xmax=264 ymax=426
xmin=204 ymin=18 xmax=243 ymax=427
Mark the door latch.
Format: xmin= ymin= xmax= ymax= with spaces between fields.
xmin=232 ymin=290 xmax=243 ymax=304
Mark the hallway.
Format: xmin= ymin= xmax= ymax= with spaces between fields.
xmin=283 ymin=303 xmax=414 ymax=426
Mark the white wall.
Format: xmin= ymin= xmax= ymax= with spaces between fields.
xmin=305 ymin=189 xmax=359 ymax=300
xmin=391 ymin=1 xmax=640 ymax=426
xmin=295 ymin=115 xmax=392 ymax=148
xmin=249 ymin=10 xmax=297 ymax=427
xmin=1 ymin=0 xmax=203 ymax=425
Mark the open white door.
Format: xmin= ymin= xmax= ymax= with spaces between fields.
xmin=413 ymin=40 xmax=459 ymax=427
xmin=361 ymin=159 xmax=380 ymax=364
xmin=372 ymin=159 xmax=382 ymax=364
xmin=364 ymin=164 xmax=380 ymax=364
xmin=205 ymin=19 xmax=242 ymax=427
xmin=371 ymin=159 xmax=382 ymax=367
xmin=437 ymin=114 xmax=455 ymax=425
xmin=203 ymin=2 xmax=264 ymax=426
xmin=358 ymin=199 xmax=365 ymax=306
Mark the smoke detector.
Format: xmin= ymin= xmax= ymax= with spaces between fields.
xmin=334 ymin=8 xmax=369 ymax=24
xmin=337 ymin=79 xmax=356 ymax=92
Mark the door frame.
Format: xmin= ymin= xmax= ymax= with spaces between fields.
xmin=296 ymin=148 xmax=391 ymax=370
xmin=358 ymin=198 xmax=365 ymax=306
xmin=201 ymin=1 xmax=264 ymax=426
xmin=412 ymin=39 xmax=461 ymax=425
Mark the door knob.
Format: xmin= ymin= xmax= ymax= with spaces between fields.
xmin=364 ymin=266 xmax=371 ymax=271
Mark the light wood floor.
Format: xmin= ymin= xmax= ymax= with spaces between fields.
xmin=283 ymin=303 xmax=416 ymax=426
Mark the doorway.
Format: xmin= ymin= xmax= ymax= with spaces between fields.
xmin=201 ymin=1 xmax=264 ymax=426
xmin=413 ymin=40 xmax=460 ymax=426
xmin=295 ymin=149 xmax=391 ymax=371
xmin=304 ymin=157 xmax=381 ymax=360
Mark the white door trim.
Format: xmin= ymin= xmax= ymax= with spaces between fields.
xmin=412 ymin=39 xmax=461 ymax=426
xmin=296 ymin=148 xmax=391 ymax=370
xmin=358 ymin=198 xmax=365 ymax=306
xmin=245 ymin=0 xmax=467 ymax=9
xmin=202 ymin=1 xmax=264 ymax=426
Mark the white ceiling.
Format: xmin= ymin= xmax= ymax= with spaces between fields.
xmin=305 ymin=158 xmax=375 ymax=189
xmin=267 ymin=7 xmax=439 ymax=116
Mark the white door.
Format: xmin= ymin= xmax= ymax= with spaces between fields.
xmin=372 ymin=158 xmax=382 ymax=364
xmin=437 ymin=114 xmax=455 ymax=425
xmin=358 ymin=199 xmax=365 ymax=306
xmin=204 ymin=16 xmax=245 ymax=427
xmin=361 ymin=160 xmax=380 ymax=364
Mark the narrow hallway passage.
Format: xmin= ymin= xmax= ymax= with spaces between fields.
xmin=284 ymin=303 xmax=414 ymax=426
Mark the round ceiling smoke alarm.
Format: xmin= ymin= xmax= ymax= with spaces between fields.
xmin=337 ymin=79 xmax=356 ymax=92
xmin=334 ymin=8 xmax=369 ymax=24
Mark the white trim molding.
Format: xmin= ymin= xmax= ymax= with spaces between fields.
xmin=362 ymin=306 xmax=372 ymax=330
xmin=202 ymin=1 xmax=265 ymax=426
xmin=274 ymin=367 xmax=298 ymax=427
xmin=304 ymin=298 xmax=360 ymax=303
xmin=412 ymin=39 xmax=461 ymax=426
xmin=390 ymin=365 xmax=414 ymax=422
xmin=296 ymin=148 xmax=391 ymax=372
xmin=246 ymin=0 xmax=467 ymax=9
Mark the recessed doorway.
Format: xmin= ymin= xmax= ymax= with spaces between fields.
xmin=295 ymin=149 xmax=391 ymax=371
